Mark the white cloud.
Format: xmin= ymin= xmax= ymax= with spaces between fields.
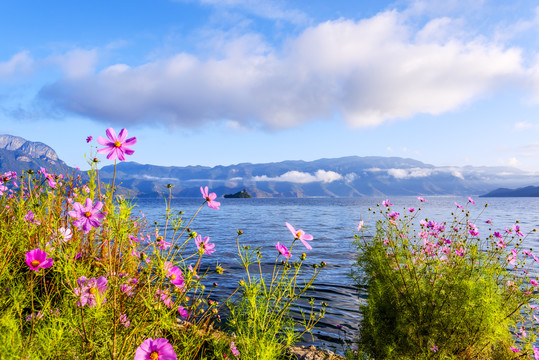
xmin=47 ymin=49 xmax=98 ymax=78
xmin=0 ymin=51 xmax=33 ymax=78
xmin=39 ymin=10 xmax=524 ymax=129
xmin=387 ymin=168 xmax=433 ymax=179
xmin=252 ymin=170 xmax=343 ymax=183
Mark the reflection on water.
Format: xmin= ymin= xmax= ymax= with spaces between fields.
xmin=133 ymin=196 xmax=539 ymax=352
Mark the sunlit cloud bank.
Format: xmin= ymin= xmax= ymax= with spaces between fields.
xmin=252 ymin=170 xmax=343 ymax=183
xmin=35 ymin=10 xmax=526 ymax=129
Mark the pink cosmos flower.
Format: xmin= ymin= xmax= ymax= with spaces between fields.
xmin=510 ymin=347 xmax=520 ymax=353
xmin=531 ymin=279 xmax=538 ymax=287
xmin=408 ymin=207 xmax=415 ymax=212
xmin=68 ymin=198 xmax=105 ymax=233
xmin=86 ymin=136 xmax=92 ymax=143
xmin=417 ymin=196 xmax=426 ymax=202
xmin=468 ymin=197 xmax=475 ymax=204
xmin=39 ymin=167 xmax=57 ymax=189
xmin=134 ymin=338 xmax=177 ymax=360
xmin=231 ymin=342 xmax=240 ymax=358
xmin=25 ymin=249 xmax=54 ymax=272
xmin=74 ymin=276 xmax=108 ymax=307
xmin=24 ymin=211 xmax=40 ymax=225
xmin=382 ymin=199 xmax=392 ymax=207
xmin=178 ymin=306 xmax=189 ymax=318
xmin=166 ymin=264 xmax=185 ymax=288
xmin=57 ymin=227 xmax=72 ymax=242
xmin=388 ymin=211 xmax=400 ymax=220
xmin=195 ymin=235 xmax=215 ymax=255
xmin=155 ymin=290 xmax=173 ymax=308
xmin=119 ymin=313 xmax=130 ymax=327
xmin=97 ymin=128 xmax=136 ymax=161
xmin=430 ymin=345 xmax=438 ymax=352
xmin=485 ymin=219 xmax=492 ymax=224
xmin=496 ymin=239 xmax=506 ymax=249
xmin=200 ymin=186 xmax=221 ymax=210
xmin=120 ymin=283 xmax=134 ymax=296
xmin=455 ymin=202 xmax=463 ymax=210
xmin=275 ymin=242 xmax=291 ymax=258
xmin=156 ymin=238 xmax=172 ymax=250
xmin=357 ymin=220 xmax=364 ymax=231
xmin=512 ymin=224 xmax=524 ymax=236
xmin=534 ymin=347 xmax=539 ymax=360
xmin=507 ymin=249 xmax=518 ymax=265
xmin=286 ymin=222 xmax=313 ymax=250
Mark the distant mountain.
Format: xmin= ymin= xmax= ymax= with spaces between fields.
xmin=4 ymin=134 xmax=539 ymax=198
xmin=97 ymin=157 xmax=539 ymax=198
xmin=0 ymin=135 xmax=72 ymax=174
xmin=481 ymin=185 xmax=539 ymax=197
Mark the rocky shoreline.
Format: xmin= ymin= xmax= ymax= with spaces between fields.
xmin=286 ymin=345 xmax=346 ymax=360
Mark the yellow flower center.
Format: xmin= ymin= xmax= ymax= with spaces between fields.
xmin=114 ymin=141 xmax=122 ymax=148
xmin=170 ymin=274 xmax=176 ymax=280
xmin=205 ymin=196 xmax=210 ymax=201
xmin=150 ymin=352 xmax=159 ymax=360
xmin=84 ymin=211 xmax=92 ymax=218
xmin=30 ymin=260 xmax=40 ymax=267
xmin=89 ymin=287 xmax=98 ymax=295
xmin=296 ymin=231 xmax=302 ymax=238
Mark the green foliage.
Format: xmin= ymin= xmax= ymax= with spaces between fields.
xmin=353 ymin=201 xmax=539 ymax=360
xmin=0 ymin=143 xmax=326 ymax=359
xmin=226 ymin=234 xmax=326 ymax=360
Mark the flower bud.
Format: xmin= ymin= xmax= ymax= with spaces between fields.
xmin=237 ymin=229 xmax=243 ymax=235
xmin=301 ymin=253 xmax=306 ymax=261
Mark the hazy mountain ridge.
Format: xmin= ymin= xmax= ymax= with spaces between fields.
xmin=0 ymin=134 xmax=70 ymax=174
xmin=2 ymin=134 xmax=538 ymax=197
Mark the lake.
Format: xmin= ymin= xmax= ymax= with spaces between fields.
xmin=133 ymin=196 xmax=539 ymax=353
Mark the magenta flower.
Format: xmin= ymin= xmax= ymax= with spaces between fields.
xmin=357 ymin=221 xmax=364 ymax=231
xmin=417 ymin=196 xmax=426 ymax=202
xmin=86 ymin=136 xmax=92 ymax=143
xmin=408 ymin=207 xmax=415 ymax=212
xmin=507 ymin=249 xmax=518 ymax=265
xmin=25 ymin=249 xmax=54 ymax=272
xmin=531 ymin=279 xmax=538 ymax=287
xmin=119 ymin=313 xmax=130 ymax=327
xmin=510 ymin=347 xmax=520 ymax=353
xmin=534 ymin=347 xmax=539 ymax=360
xmin=39 ymin=167 xmax=57 ymax=189
xmin=468 ymin=197 xmax=475 ymax=204
xmin=134 ymin=338 xmax=177 ymax=360
xmin=68 ymin=198 xmax=105 ymax=233
xmin=74 ymin=276 xmax=108 ymax=307
xmin=97 ymin=128 xmax=136 ymax=161
xmin=195 ymin=235 xmax=216 ymax=255
xmin=275 ymin=242 xmax=291 ymax=258
xmin=120 ymin=283 xmax=134 ymax=297
xmin=286 ymin=222 xmax=313 ymax=250
xmin=155 ymin=290 xmax=173 ymax=308
xmin=156 ymin=238 xmax=172 ymax=249
xmin=200 ymin=186 xmax=221 ymax=210
xmin=382 ymin=199 xmax=392 ymax=207
xmin=230 ymin=341 xmax=240 ymax=357
xmin=388 ymin=211 xmax=400 ymax=220
xmin=178 ymin=306 xmax=189 ymax=319
xmin=166 ymin=264 xmax=185 ymax=288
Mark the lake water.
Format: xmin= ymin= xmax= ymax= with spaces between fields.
xmin=133 ymin=196 xmax=539 ymax=353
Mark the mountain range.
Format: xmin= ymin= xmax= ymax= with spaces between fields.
xmin=2 ymin=134 xmax=539 ymax=198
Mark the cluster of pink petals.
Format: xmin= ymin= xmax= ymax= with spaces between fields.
xmin=286 ymin=222 xmax=313 ymax=250
xmin=134 ymin=338 xmax=177 ymax=360
xmin=97 ymin=128 xmax=136 ymax=161
xmin=74 ymin=276 xmax=108 ymax=307
xmin=200 ymin=186 xmax=220 ymax=210
xmin=195 ymin=235 xmax=216 ymax=255
xmin=25 ymin=249 xmax=53 ymax=272
xmin=155 ymin=290 xmax=173 ymax=308
xmin=164 ymin=261 xmax=185 ymax=288
xmin=119 ymin=313 xmax=130 ymax=327
xmin=178 ymin=306 xmax=189 ymax=319
xmin=275 ymin=242 xmax=291 ymax=259
xmin=382 ymin=199 xmax=393 ymax=207
xmin=68 ymin=198 xmax=105 ymax=233
xmin=230 ymin=341 xmax=240 ymax=357
xmin=39 ymin=167 xmax=57 ymax=189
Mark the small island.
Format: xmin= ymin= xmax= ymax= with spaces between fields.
xmin=223 ymin=189 xmax=252 ymax=198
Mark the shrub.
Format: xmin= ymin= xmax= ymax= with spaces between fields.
xmin=353 ymin=198 xmax=539 ymax=360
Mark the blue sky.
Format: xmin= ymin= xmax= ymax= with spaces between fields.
xmin=2 ymin=0 xmax=539 ymax=172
